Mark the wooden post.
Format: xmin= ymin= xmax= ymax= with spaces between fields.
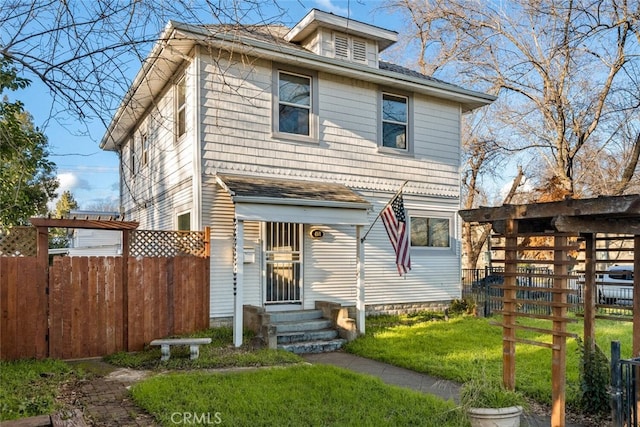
xmin=551 ymin=234 xmax=568 ymax=427
xmin=503 ymin=219 xmax=517 ymax=390
xmin=204 ymin=226 xmax=211 ymax=257
xmin=122 ymin=229 xmax=129 ymax=351
xmin=582 ymin=233 xmax=596 ymax=348
xmin=36 ymin=226 xmax=49 ymax=358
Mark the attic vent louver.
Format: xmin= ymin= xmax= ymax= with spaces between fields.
xmin=335 ymin=35 xmax=349 ymax=59
xmin=352 ymin=39 xmax=367 ymax=62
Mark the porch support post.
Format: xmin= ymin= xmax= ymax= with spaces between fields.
xmin=234 ymin=219 xmax=245 ymax=347
xmin=356 ymin=225 xmax=365 ymax=335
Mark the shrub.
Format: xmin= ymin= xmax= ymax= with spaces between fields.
xmin=449 ymin=298 xmax=476 ymax=316
xmin=577 ymin=337 xmax=610 ymax=415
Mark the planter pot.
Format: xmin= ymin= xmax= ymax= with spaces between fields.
xmin=467 ymin=406 xmax=523 ymax=427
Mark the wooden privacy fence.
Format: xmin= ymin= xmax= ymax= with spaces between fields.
xmin=0 ymin=222 xmax=210 ymax=361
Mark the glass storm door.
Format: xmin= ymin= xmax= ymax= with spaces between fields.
xmin=264 ymin=222 xmax=302 ymax=304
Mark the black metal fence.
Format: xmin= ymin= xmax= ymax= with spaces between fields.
xmin=461 ymin=267 xmax=583 ymax=316
xmin=611 ymin=340 xmax=639 ymax=427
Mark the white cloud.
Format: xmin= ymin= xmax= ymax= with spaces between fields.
xmin=57 ymin=172 xmax=91 ymax=193
xmin=314 ymin=0 xmax=349 ymax=15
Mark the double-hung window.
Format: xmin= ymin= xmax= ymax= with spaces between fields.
xmin=141 ymin=133 xmax=148 ymax=167
xmin=175 ymin=76 xmax=186 ymax=139
xmin=129 ymin=138 xmax=136 ymax=177
xmin=381 ymin=93 xmax=409 ymax=150
xmin=410 ymin=216 xmax=450 ymax=248
xmin=277 ymin=71 xmax=312 ymax=137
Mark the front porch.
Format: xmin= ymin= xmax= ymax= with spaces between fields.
xmin=243 ymin=301 xmax=359 ymax=354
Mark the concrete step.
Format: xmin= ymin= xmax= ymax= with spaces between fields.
xmin=274 ymin=318 xmax=332 ymax=333
xmin=277 ymin=328 xmax=339 ymax=344
xmin=278 ymin=338 xmax=346 ymax=354
xmin=269 ymin=309 xmax=323 ymax=323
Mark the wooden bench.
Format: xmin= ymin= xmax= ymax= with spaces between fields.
xmin=149 ymin=338 xmax=212 ymax=361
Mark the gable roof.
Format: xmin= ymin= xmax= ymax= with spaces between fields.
xmin=100 ymin=14 xmax=496 ymax=151
xmin=284 ymin=9 xmax=398 ymax=51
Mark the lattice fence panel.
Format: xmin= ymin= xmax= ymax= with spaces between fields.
xmin=0 ymin=227 xmax=37 ymax=257
xmin=129 ymin=230 xmax=207 ymax=257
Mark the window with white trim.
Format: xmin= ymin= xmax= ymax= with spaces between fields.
xmin=410 ymin=216 xmax=450 ymax=248
xmin=129 ymin=138 xmax=136 ymax=177
xmin=277 ymin=71 xmax=311 ymax=136
xmin=175 ymin=76 xmax=186 ymax=139
xmin=177 ymin=212 xmax=191 ymax=231
xmin=141 ymin=133 xmax=148 ymax=167
xmin=382 ymin=93 xmax=409 ymax=150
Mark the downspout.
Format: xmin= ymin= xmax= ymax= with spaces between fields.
xmin=192 ymin=45 xmax=203 ymax=230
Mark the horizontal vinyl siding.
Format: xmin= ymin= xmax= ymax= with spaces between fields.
xmin=198 ymin=54 xmax=461 ymax=197
xmin=135 ymin=180 xmax=192 ymax=230
xmin=203 ymin=182 xmax=262 ymax=317
xmin=122 ymin=62 xmax=196 ymax=226
xmin=413 ymin=95 xmax=460 ymax=165
xmin=363 ymin=193 xmax=461 ymax=305
xmin=303 ymin=224 xmax=358 ymax=309
xmin=204 ymin=184 xmax=236 ymax=318
xmin=241 ymin=221 xmax=261 ymax=307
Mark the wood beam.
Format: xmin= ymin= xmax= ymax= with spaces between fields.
xmin=30 ymin=218 xmax=139 ymax=230
xmin=553 ymin=216 xmax=640 ymax=234
xmin=459 ymin=194 xmax=640 ymax=223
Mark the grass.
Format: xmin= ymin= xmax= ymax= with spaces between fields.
xmin=0 ymin=359 xmax=76 ymax=421
xmin=131 ymin=364 xmax=465 ymax=426
xmin=104 ymin=327 xmax=302 ymax=369
xmin=345 ymin=313 xmax=633 ymax=408
xmin=2 ymin=315 xmax=632 ymax=424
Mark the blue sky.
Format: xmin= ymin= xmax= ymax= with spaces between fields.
xmin=11 ymin=0 xmax=401 ymax=210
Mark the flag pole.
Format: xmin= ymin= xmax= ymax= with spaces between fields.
xmin=360 ymin=180 xmax=409 ymax=243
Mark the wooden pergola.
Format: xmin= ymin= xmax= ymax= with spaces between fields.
xmin=459 ymin=194 xmax=640 ymax=427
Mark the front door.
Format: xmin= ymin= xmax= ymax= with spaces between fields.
xmin=264 ymin=222 xmax=302 ymax=307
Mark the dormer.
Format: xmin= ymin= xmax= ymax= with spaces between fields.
xmin=284 ymin=9 xmax=398 ymax=69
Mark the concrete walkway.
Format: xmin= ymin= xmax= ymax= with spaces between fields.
xmin=303 ymin=351 xmax=589 ymax=427
xmin=8 ymin=352 xmax=592 ymax=426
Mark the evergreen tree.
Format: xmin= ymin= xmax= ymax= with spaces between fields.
xmin=49 ymin=191 xmax=79 ymax=248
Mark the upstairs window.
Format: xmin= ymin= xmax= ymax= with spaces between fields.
xmin=141 ymin=133 xmax=148 ymax=167
xmin=129 ymin=138 xmax=136 ymax=177
xmin=410 ymin=217 xmax=450 ymax=248
xmin=278 ymin=71 xmax=311 ymax=136
xmin=381 ymin=93 xmax=408 ymax=150
xmin=175 ymin=76 xmax=186 ymax=139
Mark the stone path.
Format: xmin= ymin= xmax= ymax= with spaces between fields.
xmin=63 ymin=362 xmax=158 ymax=427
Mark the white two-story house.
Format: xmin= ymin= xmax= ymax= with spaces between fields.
xmin=100 ymin=9 xmax=495 ymax=347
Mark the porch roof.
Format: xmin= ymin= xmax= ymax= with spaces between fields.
xmin=216 ymin=174 xmax=371 ymax=225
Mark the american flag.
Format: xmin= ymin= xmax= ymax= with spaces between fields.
xmin=381 ymin=193 xmax=411 ymax=276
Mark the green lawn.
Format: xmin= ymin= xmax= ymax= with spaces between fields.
xmin=0 ymin=359 xmax=75 ymax=421
xmin=2 ymin=314 xmax=632 ymax=424
xmin=105 ymin=327 xmax=302 ymax=369
xmin=345 ymin=314 xmax=633 ymax=406
xmin=131 ymin=365 xmax=465 ymax=427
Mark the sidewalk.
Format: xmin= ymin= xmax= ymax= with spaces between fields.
xmin=303 ymin=351 xmax=588 ymax=427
